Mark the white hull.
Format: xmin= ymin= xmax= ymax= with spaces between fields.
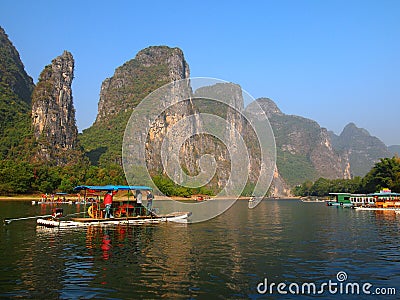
xmin=301 ymin=200 xmax=325 ymax=203
xmin=326 ymin=202 xmax=353 ymax=207
xmin=37 ymin=212 xmax=191 ymax=228
xmin=354 ymin=207 xmax=400 ymax=212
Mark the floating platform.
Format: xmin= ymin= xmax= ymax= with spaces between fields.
xmin=37 ymin=211 xmax=191 ymax=228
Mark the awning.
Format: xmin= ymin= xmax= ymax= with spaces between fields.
xmin=74 ymin=185 xmax=152 ymax=192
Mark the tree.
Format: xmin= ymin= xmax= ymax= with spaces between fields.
xmin=0 ymin=160 xmax=33 ymax=194
xmin=362 ymin=157 xmax=400 ymax=193
xmin=310 ymin=177 xmax=331 ymax=196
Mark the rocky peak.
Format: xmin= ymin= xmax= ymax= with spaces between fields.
xmin=31 ymin=51 xmax=78 ymax=165
xmin=136 ymin=46 xmax=190 ymax=81
xmin=95 ymin=46 xmax=190 ymax=124
xmin=331 ymin=122 xmax=390 ymax=176
xmin=255 ymin=98 xmax=283 ymax=118
xmin=341 ymin=122 xmax=370 ymax=140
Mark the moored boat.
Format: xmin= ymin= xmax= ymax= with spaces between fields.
xmin=327 ymin=189 xmax=400 ymax=211
xmin=354 ymin=189 xmax=400 ymax=211
xmin=33 ymin=192 xmax=87 ymax=205
xmin=326 ymin=193 xmax=354 ymax=207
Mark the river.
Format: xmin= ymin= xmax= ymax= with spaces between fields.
xmin=0 ymin=199 xmax=399 ymax=299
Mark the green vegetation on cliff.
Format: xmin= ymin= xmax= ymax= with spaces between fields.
xmin=0 ymin=27 xmax=35 ymax=161
xmin=277 ymin=151 xmax=317 ymax=186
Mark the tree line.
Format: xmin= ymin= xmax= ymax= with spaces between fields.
xmin=1 ymin=155 xmax=398 ymax=197
xmin=0 ymin=160 xmax=126 ymax=195
xmin=293 ymin=157 xmax=400 ymax=197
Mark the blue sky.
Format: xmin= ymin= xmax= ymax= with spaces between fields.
xmin=1 ymin=0 xmax=399 ymax=145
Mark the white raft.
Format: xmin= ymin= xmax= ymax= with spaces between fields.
xmin=37 ymin=211 xmax=191 ymax=228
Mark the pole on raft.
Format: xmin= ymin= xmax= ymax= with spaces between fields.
xmin=127 ymin=188 xmax=130 ymax=219
xmin=3 ymin=214 xmax=53 ymax=225
xmin=84 ymin=189 xmax=87 ymax=217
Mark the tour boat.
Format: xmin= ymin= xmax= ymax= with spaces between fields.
xmin=353 ymin=189 xmax=400 ymax=211
xmin=36 ymin=185 xmax=191 ymax=228
xmin=327 ymin=189 xmax=400 ymax=211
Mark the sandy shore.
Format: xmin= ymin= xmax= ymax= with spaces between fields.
xmin=0 ymin=195 xmax=42 ymax=201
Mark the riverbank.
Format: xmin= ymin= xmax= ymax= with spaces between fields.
xmin=0 ymin=195 xmax=298 ymax=202
xmin=0 ymin=195 xmax=252 ymax=201
xmin=0 ymin=194 xmax=42 ymax=201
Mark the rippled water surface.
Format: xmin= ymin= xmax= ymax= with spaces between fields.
xmin=1 ymin=200 xmax=399 ymax=299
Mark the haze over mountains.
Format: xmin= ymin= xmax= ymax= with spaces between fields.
xmin=0 ymin=26 xmax=397 ymax=196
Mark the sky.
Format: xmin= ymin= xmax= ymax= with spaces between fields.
xmin=1 ymin=0 xmax=399 ymax=145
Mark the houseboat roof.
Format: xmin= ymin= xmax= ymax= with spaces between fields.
xmin=74 ymin=185 xmax=153 ymax=191
xmin=368 ymin=192 xmax=400 ymax=197
xmin=329 ymin=193 xmax=351 ymax=195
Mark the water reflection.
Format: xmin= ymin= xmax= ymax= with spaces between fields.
xmin=1 ymin=200 xmax=400 ymax=299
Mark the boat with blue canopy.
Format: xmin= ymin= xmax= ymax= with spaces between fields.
xmin=36 ymin=185 xmax=191 ymax=227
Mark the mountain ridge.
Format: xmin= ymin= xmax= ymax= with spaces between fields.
xmin=0 ymin=25 xmax=397 ymax=195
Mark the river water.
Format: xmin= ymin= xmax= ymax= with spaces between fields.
xmin=0 ymin=199 xmax=399 ymax=299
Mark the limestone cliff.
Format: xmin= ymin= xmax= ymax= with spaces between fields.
xmin=80 ymin=46 xmax=191 ymax=166
xmin=31 ymin=51 xmax=79 ymax=165
xmin=330 ymin=123 xmax=391 ymax=177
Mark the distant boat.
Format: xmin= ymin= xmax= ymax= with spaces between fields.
xmin=300 ymin=198 xmax=325 ymax=203
xmin=248 ymin=196 xmax=261 ymax=209
xmin=33 ymin=192 xmax=86 ymax=205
